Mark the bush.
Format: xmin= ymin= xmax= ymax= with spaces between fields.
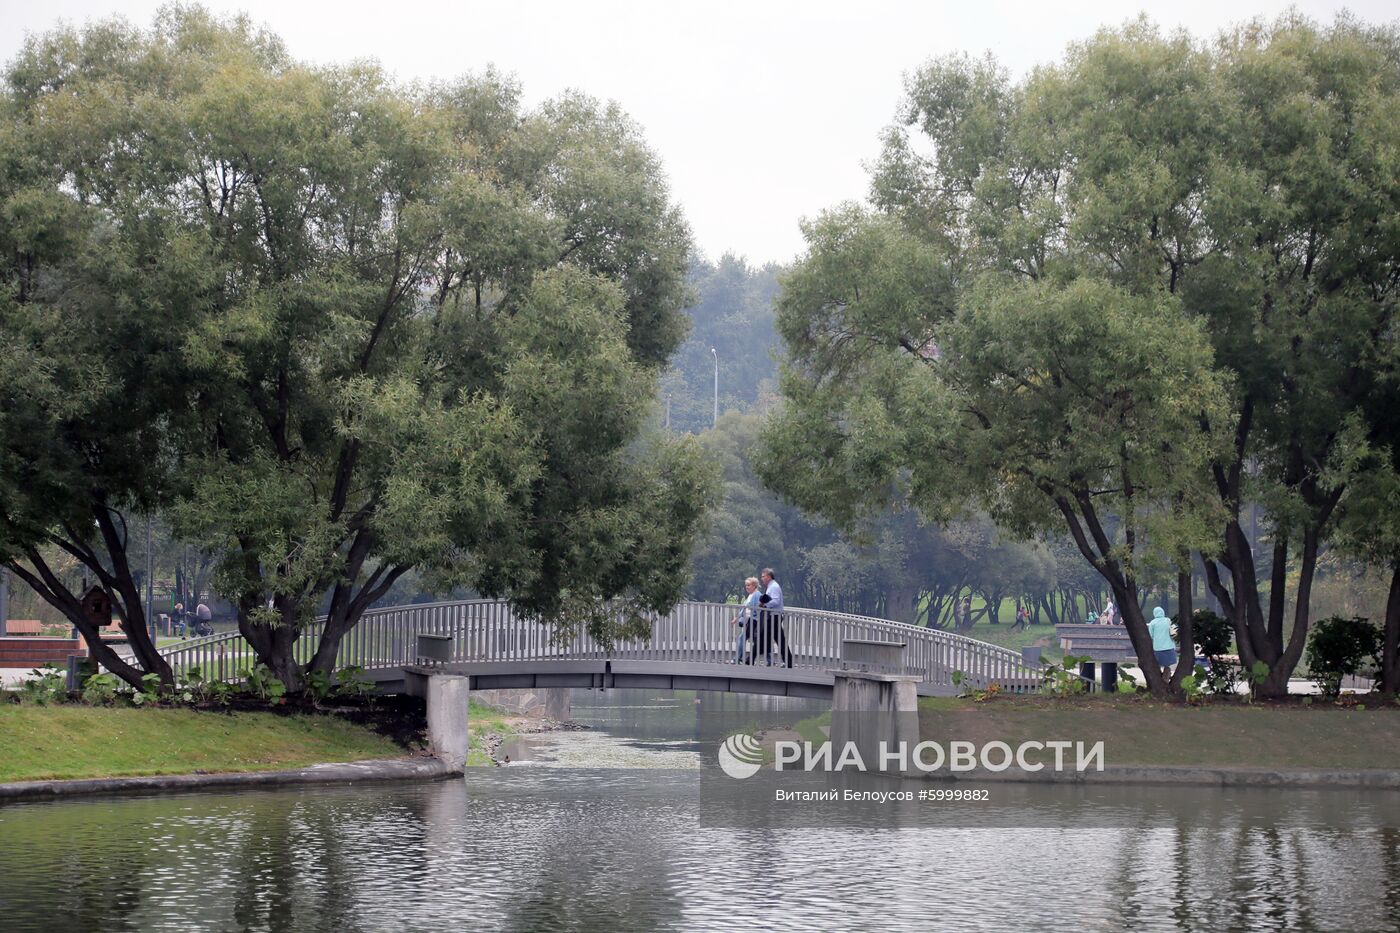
xmin=16 ymin=666 xmax=68 ymax=706
xmin=1182 ymin=609 xmax=1238 ymax=696
xmin=1306 ymin=616 xmax=1381 ymax=699
xmin=81 ymin=672 xmax=121 ymax=706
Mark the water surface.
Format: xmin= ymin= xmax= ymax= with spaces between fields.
xmin=1 ymin=690 xmax=1398 ymax=932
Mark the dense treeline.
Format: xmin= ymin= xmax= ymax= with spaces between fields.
xmin=659 ymin=254 xmax=784 ymax=434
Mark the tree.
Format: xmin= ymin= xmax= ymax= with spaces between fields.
xmin=1 ymin=9 xmax=716 ymax=691
xmin=759 ymin=15 xmax=1400 ymax=696
xmin=0 ymin=14 xmax=213 ymax=687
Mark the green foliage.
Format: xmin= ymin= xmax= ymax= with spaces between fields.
xmin=761 ymin=14 xmax=1400 ymax=698
xmin=1179 ymin=668 xmax=1207 ymax=705
xmin=81 ymin=673 xmax=121 ymax=707
xmin=1185 ymin=610 xmax=1238 ymax=696
xmin=1 ymin=8 xmax=716 ymax=692
xmin=129 ymin=673 xmax=164 ymax=708
xmin=1244 ymin=661 xmax=1272 ymax=704
xmin=16 ymin=667 xmax=67 ymax=706
xmin=1307 ymin=617 xmax=1382 ymax=699
xmin=242 ymin=665 xmax=287 ymax=704
xmin=1041 ymin=655 xmax=1090 ymax=697
xmin=333 ymin=666 xmax=374 ymax=699
xmin=660 ymin=255 xmax=784 ymax=434
xmin=304 ymin=670 xmax=333 ymax=704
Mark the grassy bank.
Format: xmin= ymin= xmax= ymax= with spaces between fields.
xmin=0 ymin=707 xmax=406 ymax=783
xmin=918 ymin=695 xmax=1400 ymax=771
xmin=465 ymin=699 xmax=521 ymax=766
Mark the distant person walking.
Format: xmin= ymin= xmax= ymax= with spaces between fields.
xmin=1147 ymin=606 xmax=1176 ymax=678
xmin=755 ymin=568 xmax=793 ymax=668
xmin=1010 ymin=603 xmax=1029 ymax=632
xmin=195 ymin=600 xmax=213 ymax=637
xmin=730 ymin=576 xmax=761 ymax=663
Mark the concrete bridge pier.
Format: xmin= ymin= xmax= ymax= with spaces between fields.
xmin=424 ymin=673 xmax=471 ymax=773
xmin=829 ymin=640 xmax=920 ymax=773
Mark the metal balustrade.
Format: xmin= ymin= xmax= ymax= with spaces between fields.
xmin=151 ymin=599 xmax=1045 ymax=693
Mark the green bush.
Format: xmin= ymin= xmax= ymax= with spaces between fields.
xmin=242 ymin=664 xmax=287 ymax=703
xmin=81 ymin=672 xmax=121 ymax=706
xmin=1182 ymin=610 xmax=1238 ymax=696
xmin=17 ymin=666 xmax=68 ymax=706
xmin=333 ymin=666 xmax=374 ymax=699
xmin=1306 ymin=616 xmax=1381 ymax=699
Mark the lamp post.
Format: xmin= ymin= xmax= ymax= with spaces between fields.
xmin=0 ymin=566 xmax=9 ymax=636
xmin=710 ymin=347 xmax=718 ymax=427
xmin=146 ymin=514 xmax=155 ymax=641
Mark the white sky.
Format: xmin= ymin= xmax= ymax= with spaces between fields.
xmin=2 ymin=1 xmax=1395 ymax=265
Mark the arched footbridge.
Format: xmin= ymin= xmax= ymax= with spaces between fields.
xmin=154 ymin=600 xmax=1043 ymax=698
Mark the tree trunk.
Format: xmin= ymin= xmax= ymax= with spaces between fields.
xmin=1381 ymin=562 xmax=1400 ymax=696
xmin=983 ymin=591 xmax=1002 ymax=625
xmin=886 ymin=584 xmax=918 ymax=626
xmin=1171 ymin=568 xmax=1194 ymax=690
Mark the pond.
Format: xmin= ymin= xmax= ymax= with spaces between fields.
xmin=1 ymin=690 xmax=1398 ymax=931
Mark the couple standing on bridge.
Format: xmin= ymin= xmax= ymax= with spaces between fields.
xmin=729 ymin=569 xmax=794 ymax=668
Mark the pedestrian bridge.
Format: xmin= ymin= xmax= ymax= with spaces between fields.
xmin=155 ymin=599 xmax=1043 ymax=698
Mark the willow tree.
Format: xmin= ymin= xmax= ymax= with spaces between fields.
xmin=761 ymin=15 xmax=1400 ymax=696
xmin=1 ymin=9 xmax=715 ymax=691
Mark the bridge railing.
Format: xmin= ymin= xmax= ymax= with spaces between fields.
xmin=150 ymin=599 xmax=1045 ymax=693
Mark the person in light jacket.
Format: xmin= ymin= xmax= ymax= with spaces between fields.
xmin=755 ymin=568 xmax=793 ymax=668
xmin=1147 ymin=606 xmax=1177 ymax=677
xmin=730 ymin=577 xmax=761 ymax=663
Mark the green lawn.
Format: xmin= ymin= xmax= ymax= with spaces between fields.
xmin=918 ymin=695 xmax=1400 ymax=770
xmin=0 ymin=707 xmax=405 ymax=782
xmin=956 ymin=618 xmax=1063 ymax=662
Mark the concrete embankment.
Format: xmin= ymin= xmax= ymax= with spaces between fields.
xmin=0 ymin=755 xmax=458 ymax=802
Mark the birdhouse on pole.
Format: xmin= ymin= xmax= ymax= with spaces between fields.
xmin=79 ymin=586 xmax=113 ymax=631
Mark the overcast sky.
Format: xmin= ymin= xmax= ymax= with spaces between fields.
xmin=3 ymin=1 xmax=1395 ymax=265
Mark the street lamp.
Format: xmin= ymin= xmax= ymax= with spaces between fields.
xmin=710 ymin=347 xmax=718 ymax=427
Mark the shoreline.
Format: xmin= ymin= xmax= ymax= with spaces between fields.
xmin=0 ymin=754 xmax=459 ymax=803
xmin=480 ymin=716 xmax=589 ymax=764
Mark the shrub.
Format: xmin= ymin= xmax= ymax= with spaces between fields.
xmin=1306 ymin=616 xmax=1381 ymax=699
xmin=242 ymin=664 xmax=287 ymax=703
xmin=81 ymin=672 xmax=121 ymax=706
xmin=1183 ymin=609 xmax=1238 ymax=696
xmin=333 ymin=666 xmax=374 ymax=699
xmin=17 ymin=666 xmax=68 ymax=706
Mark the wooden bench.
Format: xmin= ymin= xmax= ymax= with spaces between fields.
xmin=1 ymin=619 xmax=48 ymax=635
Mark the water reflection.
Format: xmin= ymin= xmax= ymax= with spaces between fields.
xmin=0 ymin=691 xmax=1398 ymax=932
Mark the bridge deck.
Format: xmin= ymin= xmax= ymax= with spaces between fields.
xmin=404 ymin=660 xmax=962 ymax=699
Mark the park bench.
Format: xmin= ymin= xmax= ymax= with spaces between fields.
xmin=0 ymin=619 xmax=53 ymax=636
